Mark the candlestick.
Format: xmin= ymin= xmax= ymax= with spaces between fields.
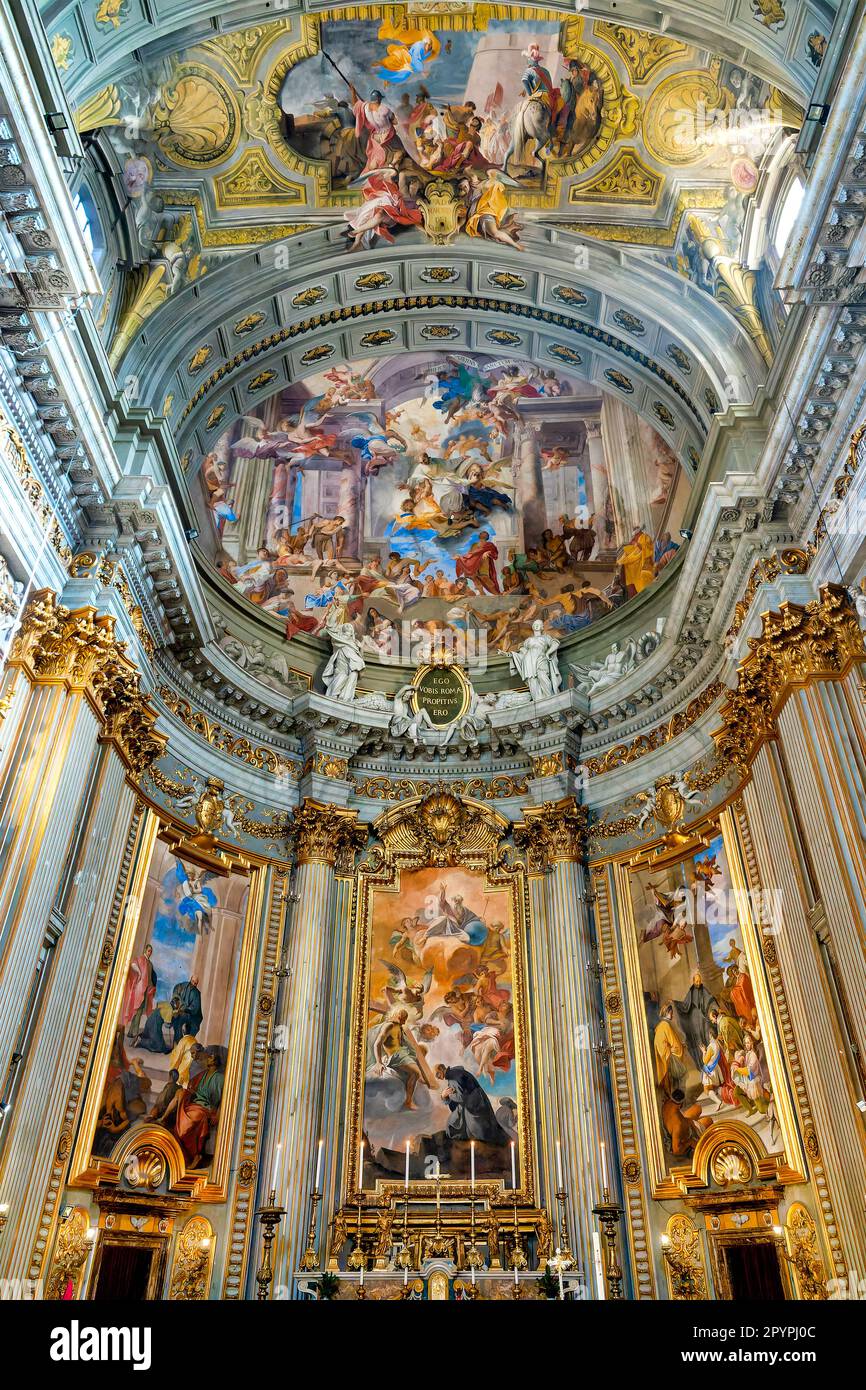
xmin=254 ymin=1194 xmax=286 ymax=1301
xmin=299 ymin=1187 xmax=322 ymax=1272
xmin=314 ymin=1138 xmax=323 ymax=1192
xmin=600 ymin=1140 xmax=608 ymax=1197
xmin=359 ymin=1141 xmax=365 ymax=1191
xmin=510 ymin=1141 xmax=516 ymax=1190
xmin=555 ymin=1139 xmax=563 ymax=1191
xmin=592 ymin=1195 xmax=624 ymax=1300
xmin=271 ymin=1140 xmax=282 ymax=1197
xmin=404 ymin=1140 xmax=410 ymax=1189
xmin=471 ymin=1140 xmax=476 ymax=1189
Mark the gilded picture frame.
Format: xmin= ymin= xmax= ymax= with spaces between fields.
xmin=343 ymin=792 xmax=536 ymax=1203
xmin=611 ymin=807 xmax=805 ymax=1199
xmin=68 ymin=808 xmax=265 ymax=1203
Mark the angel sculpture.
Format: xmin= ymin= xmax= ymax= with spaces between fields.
xmin=370 ymin=962 xmax=434 ymax=1021
xmin=174 ymin=862 xmax=218 ymax=936
xmin=389 ymin=683 xmax=448 ymax=746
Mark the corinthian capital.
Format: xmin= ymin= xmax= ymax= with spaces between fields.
xmin=288 ymin=800 xmax=367 ymax=869
xmin=514 ymin=796 xmax=588 ymax=872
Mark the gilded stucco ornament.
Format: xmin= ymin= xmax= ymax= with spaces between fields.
xmin=45 ymin=1207 xmax=91 ymax=1300
xmin=9 ymin=592 xmax=166 ymax=775
xmin=287 ymin=799 xmax=367 ymax=868
xmin=168 ymin=1215 xmax=214 ymax=1300
xmin=514 ymin=796 xmax=589 ymax=872
xmin=714 ymin=585 xmax=866 ymax=772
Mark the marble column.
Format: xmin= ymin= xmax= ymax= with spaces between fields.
xmin=254 ymin=800 xmax=365 ymax=1296
xmin=516 ymin=798 xmax=622 ymax=1294
xmin=743 ymin=748 xmax=866 ymax=1279
xmin=600 ymin=396 xmax=652 ymax=543
xmin=0 ymin=592 xmax=164 ymax=1277
xmin=718 ymin=583 xmax=866 ymax=1279
xmin=585 ymin=419 xmax=609 ymax=553
xmin=515 ymin=419 xmax=547 ymax=548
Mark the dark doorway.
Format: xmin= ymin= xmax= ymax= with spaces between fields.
xmin=91 ymin=1240 xmax=160 ymax=1300
xmin=724 ymin=1240 xmax=786 ymax=1300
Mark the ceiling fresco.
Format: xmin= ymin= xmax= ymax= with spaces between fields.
xmin=71 ymin=8 xmax=803 ymax=263
xmin=192 ymin=349 xmax=688 ymax=661
xmin=37 ymin=2 xmax=820 ymax=668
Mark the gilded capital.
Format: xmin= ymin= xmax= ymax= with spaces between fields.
xmin=9 ymin=591 xmax=166 ymax=775
xmin=514 ymin=796 xmax=589 ymax=872
xmin=288 ymin=799 xmax=367 ymax=869
xmin=714 ymin=584 xmax=865 ymax=771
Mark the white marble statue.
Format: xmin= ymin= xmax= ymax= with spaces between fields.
xmin=509 ymin=620 xmax=562 ymax=701
xmin=321 ymin=608 xmax=365 ymax=702
xmin=580 ymin=638 xmax=637 ymax=694
xmin=849 ymin=580 xmax=866 ymax=628
xmin=457 ymin=689 xmax=497 ymax=743
xmin=389 ymin=684 xmax=442 ymax=745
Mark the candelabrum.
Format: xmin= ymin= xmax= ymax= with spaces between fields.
xmin=592 ymin=1190 xmax=624 ymax=1300
xmin=255 ymin=1190 xmax=286 ymax=1301
xmin=299 ymin=1187 xmax=322 ymax=1272
xmin=465 ymin=1187 xmax=484 ymax=1273
xmin=396 ymin=1190 xmax=412 ymax=1272
xmin=554 ymin=1188 xmax=574 ymax=1262
xmin=509 ymin=1195 xmax=528 ymax=1273
xmin=347 ymin=1192 xmax=366 ymax=1271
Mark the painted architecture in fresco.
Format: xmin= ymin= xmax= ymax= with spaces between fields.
xmin=630 ymin=835 xmax=782 ymax=1171
xmin=193 ymin=352 xmax=687 ymax=658
xmin=360 ymin=866 xmax=520 ymax=1186
xmin=92 ymin=843 xmax=248 ymax=1171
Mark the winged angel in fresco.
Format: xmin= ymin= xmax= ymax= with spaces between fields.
xmin=173 ymin=862 xmax=218 ymax=936
xmin=371 ymin=23 xmax=441 ymax=86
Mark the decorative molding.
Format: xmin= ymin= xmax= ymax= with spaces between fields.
xmin=168 ymin=1215 xmax=214 ymax=1300
xmin=9 ymin=591 xmax=166 ymax=774
xmin=714 ymin=585 xmax=866 ymax=772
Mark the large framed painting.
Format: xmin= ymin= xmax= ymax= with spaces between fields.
xmin=613 ymin=809 xmax=803 ymax=1194
xmin=346 ymin=795 xmax=533 ymax=1200
xmin=71 ymin=817 xmax=263 ymax=1199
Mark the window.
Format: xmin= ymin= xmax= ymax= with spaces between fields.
xmin=73 ymin=184 xmax=105 ymax=267
xmin=772 ymin=175 xmax=805 ymax=258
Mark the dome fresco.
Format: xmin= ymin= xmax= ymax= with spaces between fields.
xmin=193 ymin=351 xmax=688 ymax=661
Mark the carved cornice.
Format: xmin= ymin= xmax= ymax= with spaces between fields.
xmin=287 ymin=798 xmax=366 ymax=869
xmin=8 ymin=590 xmax=167 ymax=774
xmin=514 ymin=796 xmax=589 ymax=873
xmin=713 ymin=583 xmax=866 ymax=771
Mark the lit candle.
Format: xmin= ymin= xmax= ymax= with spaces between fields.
xmin=314 ymin=1138 xmax=323 ymax=1193
xmin=359 ymin=1141 xmax=365 ymax=1191
xmin=600 ymin=1140 xmax=608 ymax=1194
xmin=271 ymin=1141 xmax=282 ymax=1195
xmin=510 ymin=1141 xmax=516 ymax=1190
xmin=404 ymin=1140 xmax=410 ymax=1190
xmin=555 ymin=1140 xmax=563 ymax=1190
xmin=470 ymin=1140 xmax=476 ymax=1190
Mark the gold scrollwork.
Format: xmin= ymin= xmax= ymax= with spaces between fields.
xmin=9 ymin=591 xmax=166 ymax=774
xmin=287 ymin=798 xmax=366 ymax=868
xmin=663 ymin=1213 xmax=707 ymax=1299
xmin=169 ymin=1215 xmax=215 ymax=1300
xmin=715 ymin=585 xmax=866 ymax=772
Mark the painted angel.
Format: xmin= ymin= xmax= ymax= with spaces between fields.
xmin=371 ymin=962 xmax=434 ymax=1020
xmin=174 ymin=861 xmax=218 ymax=936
